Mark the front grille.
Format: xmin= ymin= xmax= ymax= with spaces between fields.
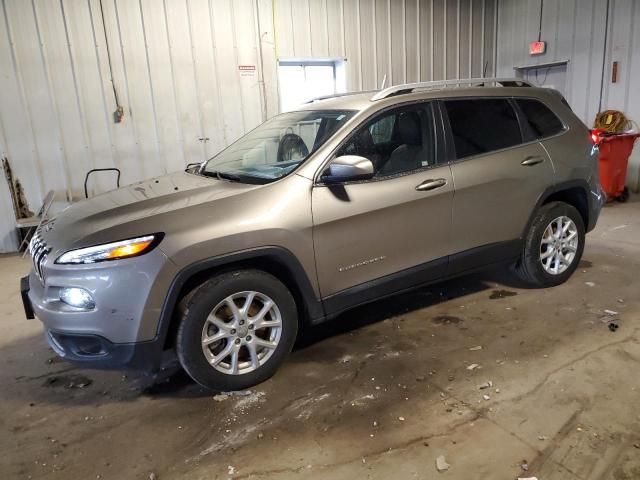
xmin=29 ymin=230 xmax=51 ymax=284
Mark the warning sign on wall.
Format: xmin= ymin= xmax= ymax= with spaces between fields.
xmin=238 ymin=65 xmax=256 ymax=77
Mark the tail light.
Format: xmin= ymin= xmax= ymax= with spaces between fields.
xmin=590 ymin=129 xmax=601 ymax=145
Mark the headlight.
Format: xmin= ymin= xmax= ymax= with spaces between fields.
xmin=55 ymin=234 xmax=161 ymax=264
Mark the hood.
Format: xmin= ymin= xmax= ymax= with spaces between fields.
xmin=42 ymin=171 xmax=259 ymax=250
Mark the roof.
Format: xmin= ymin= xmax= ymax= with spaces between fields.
xmin=295 ymin=78 xmax=555 ymax=113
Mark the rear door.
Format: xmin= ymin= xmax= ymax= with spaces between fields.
xmin=441 ymin=97 xmax=555 ymax=273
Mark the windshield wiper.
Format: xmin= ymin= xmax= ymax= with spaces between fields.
xmin=201 ymin=170 xmax=243 ymax=182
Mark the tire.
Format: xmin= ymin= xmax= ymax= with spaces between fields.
xmin=176 ymin=269 xmax=298 ymax=391
xmin=515 ymin=201 xmax=585 ymax=288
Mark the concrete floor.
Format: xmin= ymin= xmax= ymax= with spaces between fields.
xmin=2 ymin=200 xmax=640 ymax=480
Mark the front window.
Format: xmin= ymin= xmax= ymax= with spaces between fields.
xmin=201 ymin=110 xmax=355 ymax=183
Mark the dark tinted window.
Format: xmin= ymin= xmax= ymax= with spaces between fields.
xmin=338 ymin=103 xmax=437 ymax=177
xmin=517 ymin=99 xmax=565 ymax=138
xmin=444 ymin=99 xmax=522 ymax=159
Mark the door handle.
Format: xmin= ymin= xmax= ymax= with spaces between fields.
xmin=415 ymin=178 xmax=447 ymax=191
xmin=521 ymin=156 xmax=545 ymax=166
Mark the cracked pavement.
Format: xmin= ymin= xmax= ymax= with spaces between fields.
xmin=1 ymin=199 xmax=639 ymax=479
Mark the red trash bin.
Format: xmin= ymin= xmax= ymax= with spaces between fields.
xmin=595 ymin=131 xmax=640 ymax=202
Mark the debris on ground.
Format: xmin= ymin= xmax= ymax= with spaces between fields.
xmin=489 ymin=289 xmax=517 ymax=299
xmin=234 ymin=391 xmax=265 ymax=411
xmin=227 ymin=465 xmax=235 ymax=475
xmin=213 ymin=394 xmax=229 ymax=402
xmin=518 ymin=477 xmax=539 ymax=480
xmin=467 ymin=363 xmax=480 ymax=371
xmin=478 ymin=381 xmax=493 ymax=390
xmin=604 ymin=309 xmax=619 ymax=316
xmin=538 ymin=435 xmax=548 ymax=441
xmin=469 ymin=345 xmax=483 ymax=351
xmin=483 ymin=394 xmax=491 ymax=401
xmin=339 ymin=355 xmax=353 ymax=363
xmin=435 ymin=455 xmax=450 ymax=472
xmin=608 ymin=322 xmax=619 ymax=332
xmin=520 ymin=460 xmax=529 ymax=471
xmin=149 ymin=473 xmax=157 ymax=480
xmin=398 ymin=416 xmax=405 ymax=421
xmin=585 ymin=281 xmax=596 ymax=287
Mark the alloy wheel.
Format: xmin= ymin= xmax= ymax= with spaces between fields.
xmin=201 ymin=291 xmax=282 ymax=375
xmin=539 ymin=215 xmax=579 ymax=275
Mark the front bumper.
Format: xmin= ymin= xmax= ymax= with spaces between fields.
xmin=23 ymin=246 xmax=177 ymax=371
xmin=44 ymin=329 xmax=165 ymax=370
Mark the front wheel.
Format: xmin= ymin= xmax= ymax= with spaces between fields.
xmin=515 ymin=201 xmax=585 ymax=287
xmin=176 ymin=270 xmax=298 ymax=391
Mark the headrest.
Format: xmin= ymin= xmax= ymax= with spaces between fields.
xmin=397 ymin=112 xmax=422 ymax=146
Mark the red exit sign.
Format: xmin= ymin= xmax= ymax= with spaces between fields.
xmin=529 ymin=41 xmax=547 ymax=55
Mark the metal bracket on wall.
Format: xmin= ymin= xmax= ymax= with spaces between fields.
xmin=513 ymin=59 xmax=570 ymax=71
xmin=84 ymin=168 xmax=121 ymax=199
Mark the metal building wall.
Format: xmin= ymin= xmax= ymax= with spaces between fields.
xmin=274 ymin=0 xmax=498 ymax=90
xmin=0 ymin=0 xmax=279 ymax=252
xmin=496 ymin=0 xmax=640 ymax=191
xmin=0 ymin=0 xmax=498 ymax=252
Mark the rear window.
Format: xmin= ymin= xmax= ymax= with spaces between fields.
xmin=444 ymin=99 xmax=522 ymax=160
xmin=516 ymin=99 xmax=565 ymax=139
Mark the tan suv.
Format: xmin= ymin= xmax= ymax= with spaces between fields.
xmin=21 ymin=78 xmax=604 ymax=391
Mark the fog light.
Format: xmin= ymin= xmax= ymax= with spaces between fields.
xmin=59 ymin=287 xmax=95 ymax=310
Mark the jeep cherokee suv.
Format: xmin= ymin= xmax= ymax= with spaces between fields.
xmin=21 ymin=78 xmax=604 ymax=391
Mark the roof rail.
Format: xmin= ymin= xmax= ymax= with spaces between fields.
xmin=305 ymin=90 xmax=377 ymax=104
xmin=370 ymin=77 xmax=533 ymax=101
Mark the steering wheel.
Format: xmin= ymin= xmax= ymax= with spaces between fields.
xmin=277 ymin=133 xmax=309 ymax=163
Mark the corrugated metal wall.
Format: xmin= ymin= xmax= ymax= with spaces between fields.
xmin=0 ymin=0 xmax=279 ymax=252
xmin=496 ymin=0 xmax=640 ymax=192
xmin=0 ymin=0 xmax=498 ymax=252
xmin=275 ymin=0 xmax=498 ymax=90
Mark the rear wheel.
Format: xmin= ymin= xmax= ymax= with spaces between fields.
xmin=176 ymin=270 xmax=298 ymax=391
xmin=515 ymin=201 xmax=585 ymax=287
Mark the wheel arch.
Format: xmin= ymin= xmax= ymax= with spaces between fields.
xmin=158 ymin=247 xmax=324 ymax=350
xmin=523 ymin=180 xmax=590 ymax=238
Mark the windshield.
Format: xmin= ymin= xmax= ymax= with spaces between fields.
xmin=201 ymin=110 xmax=355 ymax=183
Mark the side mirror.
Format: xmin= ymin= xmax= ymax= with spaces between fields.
xmin=321 ymin=155 xmax=374 ymax=184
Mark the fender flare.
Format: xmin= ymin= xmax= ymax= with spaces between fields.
xmin=522 ymin=179 xmax=592 ymax=238
xmin=155 ymin=246 xmax=325 ymax=349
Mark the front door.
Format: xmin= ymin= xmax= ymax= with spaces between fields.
xmin=311 ymin=102 xmax=454 ymax=314
xmin=441 ymin=97 xmax=556 ymax=273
